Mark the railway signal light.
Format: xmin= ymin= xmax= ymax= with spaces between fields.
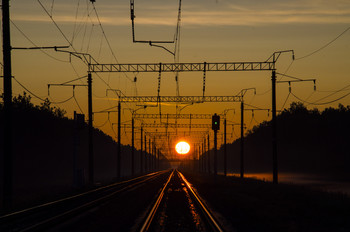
xmin=212 ymin=113 xmax=220 ymax=131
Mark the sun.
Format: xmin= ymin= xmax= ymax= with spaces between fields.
xmin=175 ymin=141 xmax=190 ymax=155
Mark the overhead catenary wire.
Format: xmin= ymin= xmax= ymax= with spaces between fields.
xmin=290 ymin=91 xmax=350 ymax=106
xmin=295 ymin=26 xmax=350 ymax=60
xmin=13 ymin=77 xmax=47 ymax=102
xmin=37 ymin=0 xmax=75 ymax=52
xmin=310 ymin=83 xmax=350 ymax=105
xmin=10 ymin=20 xmax=69 ymax=63
xmin=38 ymin=0 xmax=134 ymax=102
xmin=280 ymin=92 xmax=291 ymax=111
xmin=91 ymin=2 xmax=133 ymax=83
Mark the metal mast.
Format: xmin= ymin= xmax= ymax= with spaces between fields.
xmin=2 ymin=0 xmax=13 ymax=212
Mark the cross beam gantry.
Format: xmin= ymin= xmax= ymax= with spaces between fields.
xmin=88 ymin=61 xmax=275 ymax=73
xmin=133 ymin=113 xmax=223 ymax=119
xmin=124 ymin=123 xmax=237 ymax=129
xmin=118 ymin=95 xmax=242 ymax=103
xmin=125 ymin=123 xmax=212 ymax=129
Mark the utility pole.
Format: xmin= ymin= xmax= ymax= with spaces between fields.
xmin=201 ymin=142 xmax=204 ymax=172
xmin=272 ymin=70 xmax=278 ymax=184
xmin=140 ymin=126 xmax=143 ymax=174
xmin=203 ymin=138 xmax=207 ymax=173
xmin=144 ymin=134 xmax=147 ymax=172
xmin=87 ymin=73 xmax=94 ymax=185
xmin=131 ymin=117 xmax=135 ymax=176
xmin=148 ymin=138 xmax=152 ymax=171
xmin=2 ymin=0 xmax=13 ymax=212
xmin=224 ymin=118 xmax=227 ymax=176
xmin=207 ymin=134 xmax=210 ymax=174
xmin=212 ymin=114 xmax=220 ymax=175
xmin=117 ymin=101 xmax=121 ymax=179
xmin=214 ymin=130 xmax=217 ymax=175
xmin=240 ymin=101 xmax=244 ymax=179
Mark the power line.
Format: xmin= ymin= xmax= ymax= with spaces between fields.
xmin=296 ymin=26 xmax=350 ymax=60
xmin=290 ymin=90 xmax=350 ymax=106
xmin=10 ymin=20 xmax=69 ymax=63
xmin=73 ymin=95 xmax=84 ymax=114
xmin=49 ymin=95 xmax=74 ymax=104
xmin=243 ymin=102 xmax=269 ymax=111
xmin=91 ymin=2 xmax=133 ymax=84
xmin=280 ymin=92 xmax=291 ymax=111
xmin=37 ymin=0 xmax=74 ymax=51
xmin=13 ymin=77 xmax=47 ymax=101
xmin=313 ymin=83 xmax=350 ymax=104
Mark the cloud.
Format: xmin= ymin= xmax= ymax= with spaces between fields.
xmin=12 ymin=0 xmax=350 ymax=27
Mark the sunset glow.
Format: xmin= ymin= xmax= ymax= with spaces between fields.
xmin=175 ymin=141 xmax=190 ymax=155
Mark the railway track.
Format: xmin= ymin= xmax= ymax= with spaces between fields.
xmin=0 ymin=170 xmax=170 ymax=232
xmin=140 ymin=169 xmax=223 ymax=232
xmin=1 ymin=169 xmax=224 ymax=231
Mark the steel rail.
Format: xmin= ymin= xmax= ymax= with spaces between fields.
xmin=0 ymin=170 xmax=169 ymax=231
xmin=0 ymin=171 xmax=162 ymax=220
xmin=139 ymin=170 xmax=174 ymax=232
xmin=140 ymin=170 xmax=223 ymax=232
xmin=178 ymin=171 xmax=224 ymax=232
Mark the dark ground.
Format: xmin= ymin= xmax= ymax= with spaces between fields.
xmin=47 ymin=171 xmax=172 ymax=232
xmin=182 ymin=171 xmax=350 ymax=232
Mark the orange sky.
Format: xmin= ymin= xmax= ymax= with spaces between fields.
xmin=2 ymin=0 xmax=350 ymax=156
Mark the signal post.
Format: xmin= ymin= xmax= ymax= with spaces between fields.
xmin=212 ymin=113 xmax=220 ymax=175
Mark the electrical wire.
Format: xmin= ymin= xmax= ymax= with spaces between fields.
xmin=255 ymin=89 xmax=271 ymax=96
xmin=252 ymin=114 xmax=260 ymax=125
xmin=10 ymin=20 xmax=69 ymax=63
xmin=60 ymin=75 xmax=87 ymax=85
xmin=50 ymin=0 xmax=55 ymax=16
xmin=94 ymin=117 xmax=109 ymax=128
xmin=243 ymin=102 xmax=267 ymax=110
xmin=290 ymin=91 xmax=350 ymax=106
xmin=247 ymin=114 xmax=254 ymax=131
xmin=91 ymin=3 xmax=118 ymax=63
xmin=296 ymin=26 xmax=350 ymax=60
xmin=49 ymin=95 xmax=74 ymax=104
xmin=71 ymin=0 xmax=81 ymax=44
xmin=13 ymin=77 xmax=47 ymax=101
xmin=109 ymin=120 xmax=117 ymax=138
xmin=94 ymin=105 xmax=118 ymax=113
xmin=37 ymin=0 xmax=75 ymax=52
xmin=313 ymin=83 xmax=350 ymax=104
xmin=280 ymin=92 xmax=291 ymax=111
xmin=91 ymin=3 xmax=133 ymax=84
xmin=276 ymin=72 xmax=304 ymax=81
xmin=73 ymin=95 xmax=84 ymax=114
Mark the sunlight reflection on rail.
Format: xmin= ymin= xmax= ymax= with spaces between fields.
xmin=182 ymin=184 xmax=205 ymax=231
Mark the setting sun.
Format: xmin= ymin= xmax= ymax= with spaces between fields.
xmin=175 ymin=141 xmax=190 ymax=155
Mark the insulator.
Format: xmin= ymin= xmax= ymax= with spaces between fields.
xmin=288 ymin=81 xmax=291 ymax=93
xmin=313 ymin=80 xmax=316 ymax=91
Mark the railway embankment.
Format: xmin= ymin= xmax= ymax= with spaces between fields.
xmin=183 ymin=171 xmax=350 ymax=232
